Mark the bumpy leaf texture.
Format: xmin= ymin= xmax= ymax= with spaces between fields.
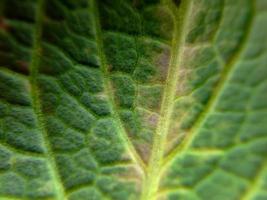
xmin=0 ymin=0 xmax=267 ymax=199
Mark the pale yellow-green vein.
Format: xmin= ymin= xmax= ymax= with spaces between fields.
xmin=29 ymin=0 xmax=67 ymax=199
xmin=91 ymin=0 xmax=146 ymax=174
xmin=162 ymin=0 xmax=256 ymax=171
xmin=140 ymin=1 xmax=194 ymax=199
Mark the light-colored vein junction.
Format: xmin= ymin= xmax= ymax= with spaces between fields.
xmin=91 ymin=0 xmax=194 ymax=199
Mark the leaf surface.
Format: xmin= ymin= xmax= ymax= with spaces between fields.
xmin=0 ymin=0 xmax=266 ymax=200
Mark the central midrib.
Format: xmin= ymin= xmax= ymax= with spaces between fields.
xmin=140 ymin=1 xmax=193 ymax=199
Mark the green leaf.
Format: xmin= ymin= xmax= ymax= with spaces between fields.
xmin=0 ymin=0 xmax=266 ymax=200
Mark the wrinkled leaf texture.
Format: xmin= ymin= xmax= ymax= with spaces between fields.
xmin=0 ymin=0 xmax=266 ymax=200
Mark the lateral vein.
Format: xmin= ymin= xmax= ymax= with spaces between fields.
xmin=91 ymin=0 xmax=146 ymax=173
xmin=29 ymin=0 xmax=66 ymax=199
xmin=241 ymin=161 xmax=267 ymax=200
xmin=162 ymin=0 xmax=256 ymax=169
